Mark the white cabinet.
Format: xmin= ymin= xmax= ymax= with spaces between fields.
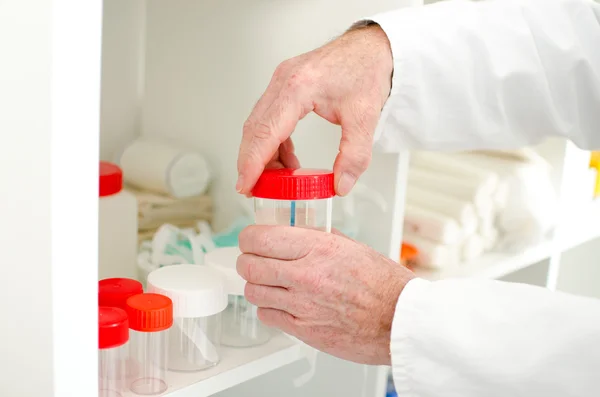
xmin=1 ymin=0 xmax=415 ymax=396
xmin=1 ymin=0 xmax=598 ymax=397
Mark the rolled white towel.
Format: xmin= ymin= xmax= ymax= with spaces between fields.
xmin=403 ymin=204 xmax=464 ymax=245
xmin=478 ymin=218 xmax=499 ymax=251
xmin=402 ymin=231 xmax=460 ymax=269
xmin=461 ymin=234 xmax=485 ymax=262
xmin=408 ymin=167 xmax=490 ymax=212
xmin=118 ymin=138 xmax=211 ymax=198
xmin=412 ymin=151 xmax=499 ymax=195
xmin=406 ymin=185 xmax=478 ymax=233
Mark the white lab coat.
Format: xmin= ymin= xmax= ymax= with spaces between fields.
xmin=369 ymin=0 xmax=600 ymax=396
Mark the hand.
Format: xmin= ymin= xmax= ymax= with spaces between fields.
xmin=237 ymin=225 xmax=415 ymax=365
xmin=237 ymin=24 xmax=393 ymax=196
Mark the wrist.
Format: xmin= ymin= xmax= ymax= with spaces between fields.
xmin=346 ymin=21 xmax=394 ymax=104
xmin=377 ymin=263 xmax=415 ymax=365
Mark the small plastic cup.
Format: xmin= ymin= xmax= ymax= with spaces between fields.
xmin=252 ymin=169 xmax=335 ymax=231
xmin=400 ymin=243 xmax=419 ymax=270
xmin=126 ymin=293 xmax=173 ymax=395
xmin=147 ymin=265 xmax=228 ymax=371
xmin=99 ymin=307 xmax=129 ymax=397
xmin=206 ymin=246 xmax=271 ymax=348
xmin=99 ymin=278 xmax=144 ymax=311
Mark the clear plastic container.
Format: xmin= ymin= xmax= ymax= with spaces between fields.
xmin=147 ymin=265 xmax=227 ymax=371
xmin=252 ymin=169 xmax=335 ymax=231
xmin=99 ymin=278 xmax=144 ymax=311
xmin=99 ymin=162 xmax=138 ymax=280
xmin=125 ymin=293 xmax=173 ymax=395
xmin=99 ymin=307 xmax=129 ymax=397
xmin=205 ymin=247 xmax=271 ymax=348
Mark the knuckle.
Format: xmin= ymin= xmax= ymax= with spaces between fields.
xmin=353 ymin=150 xmax=372 ymax=171
xmin=243 ymin=119 xmax=274 ymax=142
xmin=244 ymin=283 xmax=262 ymax=304
xmin=236 ymin=254 xmax=252 ymax=281
xmin=274 ymin=59 xmax=292 ymax=78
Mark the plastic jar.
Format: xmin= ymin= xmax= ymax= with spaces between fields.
xmin=206 ymin=247 xmax=271 ymax=348
xmin=252 ymin=169 xmax=335 ymax=231
xmin=99 ymin=278 xmax=144 ymax=311
xmin=126 ymin=293 xmax=173 ymax=395
xmin=99 ymin=307 xmax=129 ymax=397
xmin=99 ymin=162 xmax=138 ymax=280
xmin=147 ymin=265 xmax=227 ymax=371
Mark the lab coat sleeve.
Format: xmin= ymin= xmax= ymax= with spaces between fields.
xmin=391 ymin=278 xmax=600 ymax=397
xmin=370 ymin=0 xmax=600 ymax=152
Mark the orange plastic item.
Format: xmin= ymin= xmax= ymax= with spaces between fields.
xmin=590 ymin=152 xmax=600 ymax=198
xmin=400 ymin=243 xmax=419 ymax=270
xmin=126 ymin=293 xmax=173 ymax=332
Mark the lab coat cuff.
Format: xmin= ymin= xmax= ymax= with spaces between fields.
xmin=389 ymin=277 xmax=431 ymax=397
xmin=366 ymin=7 xmax=429 ymax=151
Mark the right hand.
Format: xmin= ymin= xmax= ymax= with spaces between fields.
xmin=236 ymin=23 xmax=393 ymax=197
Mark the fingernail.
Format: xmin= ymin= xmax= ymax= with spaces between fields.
xmin=236 ymin=175 xmax=245 ymax=193
xmin=337 ymin=172 xmax=356 ymax=196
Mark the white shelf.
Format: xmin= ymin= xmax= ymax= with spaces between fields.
xmin=416 ymin=200 xmax=600 ymax=281
xmin=124 ymin=332 xmax=305 ymax=397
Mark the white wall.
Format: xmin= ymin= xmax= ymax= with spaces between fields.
xmin=100 ymin=0 xmax=146 ymax=161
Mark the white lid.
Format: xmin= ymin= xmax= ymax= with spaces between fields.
xmin=147 ymin=265 xmax=228 ymax=317
xmin=205 ymin=247 xmax=245 ymax=296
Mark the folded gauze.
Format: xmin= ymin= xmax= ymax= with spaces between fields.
xmin=412 ymin=151 xmax=499 ymax=196
xmin=408 ymin=167 xmax=492 ymax=213
xmin=402 ymin=231 xmax=460 ymax=269
xmin=406 ymin=185 xmax=478 ymax=234
xmin=404 ymin=204 xmax=464 ymax=245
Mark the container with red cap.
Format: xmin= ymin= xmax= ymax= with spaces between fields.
xmin=99 ymin=161 xmax=138 ymax=280
xmin=126 ymin=293 xmax=173 ymax=395
xmin=252 ymin=169 xmax=335 ymax=231
xmin=99 ymin=278 xmax=144 ymax=311
xmin=99 ymin=307 xmax=129 ymax=397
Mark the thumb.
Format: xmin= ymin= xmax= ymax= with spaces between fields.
xmin=333 ymin=103 xmax=379 ymax=196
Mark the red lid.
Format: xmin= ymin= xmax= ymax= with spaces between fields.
xmin=100 ymin=161 xmax=123 ymax=197
xmin=252 ymin=169 xmax=335 ymax=200
xmin=126 ymin=293 xmax=173 ymax=332
xmin=99 ymin=307 xmax=129 ymax=349
xmin=99 ymin=278 xmax=144 ymax=311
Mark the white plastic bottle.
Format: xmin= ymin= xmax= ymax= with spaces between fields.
xmin=99 ymin=162 xmax=138 ymax=280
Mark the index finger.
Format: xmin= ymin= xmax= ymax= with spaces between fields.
xmin=238 ymin=225 xmax=324 ymax=260
xmin=237 ymin=93 xmax=304 ymax=195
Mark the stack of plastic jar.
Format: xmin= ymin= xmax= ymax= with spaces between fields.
xmin=99 ymin=278 xmax=144 ymax=310
xmin=206 ymin=246 xmax=271 ymax=348
xmin=252 ymin=168 xmax=335 ymax=231
xmin=147 ymin=265 xmax=227 ymax=371
xmin=99 ymin=307 xmax=129 ymax=397
xmin=126 ymin=293 xmax=173 ymax=395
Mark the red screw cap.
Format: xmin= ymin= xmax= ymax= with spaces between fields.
xmin=99 ymin=278 xmax=144 ymax=311
xmin=99 ymin=307 xmax=129 ymax=349
xmin=252 ymin=168 xmax=335 ymax=200
xmin=126 ymin=293 xmax=173 ymax=332
xmin=99 ymin=161 xmax=123 ymax=197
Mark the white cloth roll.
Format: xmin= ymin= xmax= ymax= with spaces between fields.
xmin=406 ymin=185 xmax=478 ymax=233
xmin=403 ymin=204 xmax=464 ymax=245
xmin=402 ymin=231 xmax=460 ymax=270
xmin=461 ymin=234 xmax=485 ymax=262
xmin=412 ymin=151 xmax=499 ymax=195
xmin=408 ymin=167 xmax=490 ymax=212
xmin=119 ymin=138 xmax=211 ymax=198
